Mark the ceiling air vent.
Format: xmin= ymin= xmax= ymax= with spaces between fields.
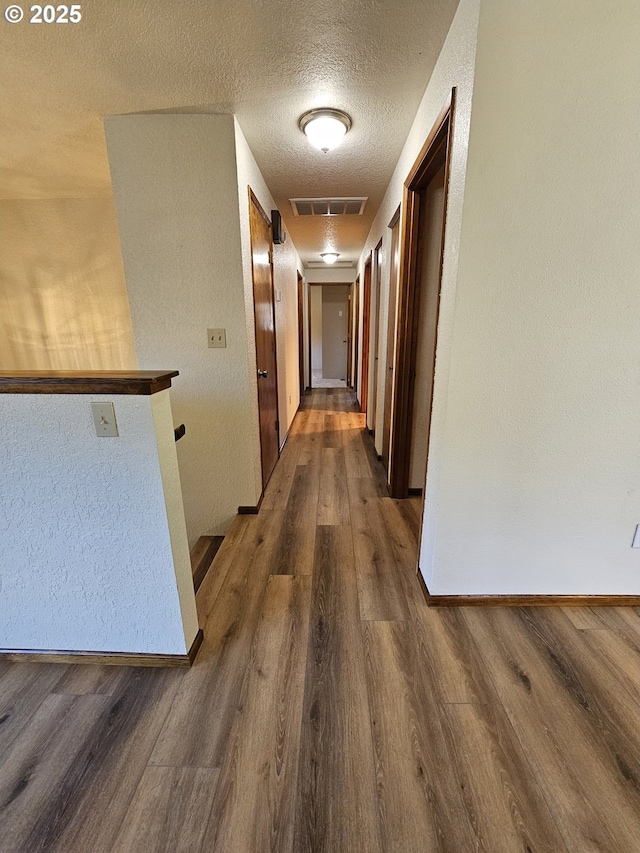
xmin=289 ymin=197 xmax=367 ymax=216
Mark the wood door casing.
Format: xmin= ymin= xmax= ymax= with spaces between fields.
xmin=389 ymin=89 xmax=455 ymax=499
xmin=249 ymin=189 xmax=279 ymax=489
xmin=352 ymin=279 xmax=359 ymax=391
xmin=360 ymin=257 xmax=372 ymax=413
xmin=382 ymin=209 xmax=401 ymax=470
xmin=371 ymin=240 xmax=383 ymax=434
xmin=297 ymin=272 xmax=305 ymax=398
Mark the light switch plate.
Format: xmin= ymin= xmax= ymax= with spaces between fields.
xmin=208 ymin=328 xmax=226 ymax=348
xmin=91 ymin=402 xmax=119 ymax=437
xmin=632 ymin=525 xmax=640 ymax=548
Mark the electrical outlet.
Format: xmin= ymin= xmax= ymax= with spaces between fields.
xmin=632 ymin=525 xmax=640 ymax=548
xmin=91 ymin=402 xmax=119 ymax=437
xmin=208 ymin=328 xmax=226 ymax=348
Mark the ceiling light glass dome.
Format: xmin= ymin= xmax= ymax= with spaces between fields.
xmin=299 ymin=109 xmax=352 ymax=153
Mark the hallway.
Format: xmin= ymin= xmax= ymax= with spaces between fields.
xmin=1 ymin=389 xmax=638 ymax=852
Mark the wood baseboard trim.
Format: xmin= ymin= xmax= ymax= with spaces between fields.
xmin=238 ymin=492 xmax=264 ymax=515
xmin=415 ymin=571 xmax=640 ymax=607
xmin=190 ymin=536 xmax=224 ymax=594
xmin=187 ymin=627 xmax=204 ymax=664
xmin=0 ymin=628 xmax=205 ymax=668
xmin=279 ymin=431 xmax=290 ymax=453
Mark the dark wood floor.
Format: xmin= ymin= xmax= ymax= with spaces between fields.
xmin=1 ymin=389 xmax=639 ymax=852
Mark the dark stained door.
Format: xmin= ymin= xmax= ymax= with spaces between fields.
xmin=249 ymin=190 xmax=279 ymax=489
xmin=352 ymin=279 xmax=359 ymax=390
xmin=382 ymin=210 xmax=401 ymax=470
xmin=360 ymin=256 xmax=372 ymax=413
xmin=371 ymin=239 xmax=383 ymax=433
xmin=297 ymin=272 xmax=305 ymax=398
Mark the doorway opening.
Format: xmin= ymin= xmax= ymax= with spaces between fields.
xmin=388 ymin=88 xmax=455 ymax=498
xmin=308 ymin=283 xmax=352 ymax=388
xmin=368 ymin=239 xmax=383 ymax=434
xmin=381 ymin=207 xmax=401 ymax=471
xmin=360 ymin=256 xmax=372 ymax=414
xmin=297 ymin=272 xmax=306 ymax=398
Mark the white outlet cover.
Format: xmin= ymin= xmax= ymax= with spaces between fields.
xmin=632 ymin=525 xmax=640 ymax=548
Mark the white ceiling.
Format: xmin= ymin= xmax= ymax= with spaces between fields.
xmin=0 ymin=0 xmax=459 ymax=264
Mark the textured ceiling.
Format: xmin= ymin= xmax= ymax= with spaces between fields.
xmin=0 ymin=0 xmax=459 ymax=263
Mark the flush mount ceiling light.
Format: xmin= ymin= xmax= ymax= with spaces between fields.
xmin=299 ymin=108 xmax=352 ymax=153
xmin=320 ymin=252 xmax=340 ymax=264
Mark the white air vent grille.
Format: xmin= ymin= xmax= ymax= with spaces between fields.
xmin=290 ymin=197 xmax=367 ymax=216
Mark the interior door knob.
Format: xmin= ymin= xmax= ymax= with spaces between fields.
xmin=258 ymin=369 xmax=268 ymax=378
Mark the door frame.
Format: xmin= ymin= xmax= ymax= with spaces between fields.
xmin=297 ymin=271 xmax=305 ymax=398
xmin=351 ymin=275 xmax=360 ymax=390
xmin=248 ymin=187 xmax=280 ymax=490
xmin=388 ymin=88 xmax=456 ymax=497
xmin=307 ymin=282 xmax=353 ymax=387
xmin=370 ymin=239 xmax=383 ymax=434
xmin=360 ymin=255 xmax=372 ymax=413
xmin=381 ymin=206 xmax=402 ymax=471
xmin=346 ymin=283 xmax=354 ymax=386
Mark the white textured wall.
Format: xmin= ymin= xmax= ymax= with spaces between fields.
xmin=424 ymin=0 xmax=640 ymax=594
xmin=0 ymin=197 xmax=136 ymax=371
xmin=233 ymin=120 xmax=304 ymax=451
xmin=357 ymin=0 xmax=481 ymax=456
xmin=310 ymin=286 xmax=323 ymax=374
xmin=106 ymin=114 xmax=258 ymax=543
xmin=150 ymin=390 xmax=199 ymax=646
xmin=305 ymin=268 xmax=357 ymax=284
xmin=0 ymin=392 xmax=197 ymax=654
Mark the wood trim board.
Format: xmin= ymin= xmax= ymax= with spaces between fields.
xmin=0 ymin=370 xmax=179 ymax=395
xmin=238 ymin=492 xmax=264 ymax=514
xmin=190 ymin=536 xmax=224 ymax=594
xmin=0 ymin=629 xmax=205 ymax=668
xmin=360 ymin=255 xmax=372 ymax=414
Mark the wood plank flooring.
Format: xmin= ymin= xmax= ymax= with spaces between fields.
xmin=1 ymin=388 xmax=638 ymax=852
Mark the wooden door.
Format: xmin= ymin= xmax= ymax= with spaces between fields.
xmin=360 ymin=256 xmax=372 ymax=413
xmin=371 ymin=239 xmax=383 ymax=434
xmin=249 ymin=189 xmax=279 ymax=489
xmin=382 ymin=209 xmax=401 ymax=470
xmin=346 ymin=284 xmax=354 ymax=386
xmin=352 ymin=278 xmax=360 ymax=391
xmin=297 ymin=272 xmax=305 ymax=397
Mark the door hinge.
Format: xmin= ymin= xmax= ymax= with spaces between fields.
xmin=275 ymin=420 xmax=279 ymax=433
xmin=268 ymin=250 xmax=273 ymax=265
